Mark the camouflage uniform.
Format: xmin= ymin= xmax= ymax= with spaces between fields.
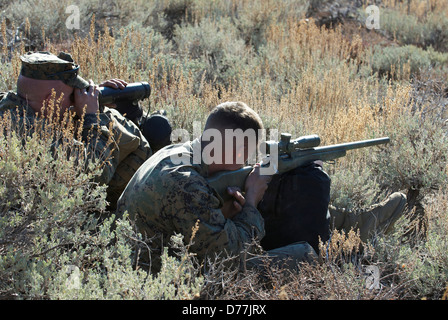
xmin=0 ymin=51 xmax=152 ymax=209
xmin=117 ymin=139 xmax=317 ymax=271
xmin=100 ymin=107 xmax=152 ymax=208
xmin=117 ymin=139 xmax=263 ymax=266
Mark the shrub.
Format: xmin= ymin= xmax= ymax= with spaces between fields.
xmin=1 ymin=0 xmax=448 ymax=300
xmin=379 ymin=8 xmax=425 ymax=46
xmin=173 ymin=17 xmax=250 ymax=86
xmin=0 ymin=110 xmax=203 ymax=299
xmin=368 ymin=44 xmax=448 ymax=79
xmin=0 ymin=0 xmax=162 ymax=46
xmin=421 ymin=13 xmax=448 ymax=52
xmin=371 ymin=189 xmax=448 ymax=299
xmin=0 ymin=109 xmax=107 ymax=298
xmin=371 ymin=83 xmax=448 ymax=195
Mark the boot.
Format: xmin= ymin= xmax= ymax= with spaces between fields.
xmin=140 ymin=112 xmax=172 ymax=153
xmin=245 ymin=241 xmax=318 ymax=272
xmin=329 ymin=192 xmax=407 ymax=242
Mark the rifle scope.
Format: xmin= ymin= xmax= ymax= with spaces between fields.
xmin=261 ymin=134 xmax=321 ymax=155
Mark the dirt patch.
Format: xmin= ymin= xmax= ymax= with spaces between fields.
xmin=337 ymin=19 xmax=398 ymax=49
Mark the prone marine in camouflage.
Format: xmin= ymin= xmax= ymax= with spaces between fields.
xmin=117 ymin=139 xmax=266 ymax=270
xmin=117 ymin=101 xmax=408 ymax=273
xmin=117 ymin=102 xmax=318 ymax=272
xmin=0 ymin=51 xmax=152 ymax=209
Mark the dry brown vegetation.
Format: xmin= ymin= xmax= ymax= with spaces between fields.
xmin=1 ymin=0 xmax=448 ymax=300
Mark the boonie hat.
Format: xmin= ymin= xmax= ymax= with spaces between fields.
xmin=20 ymin=51 xmax=89 ymax=89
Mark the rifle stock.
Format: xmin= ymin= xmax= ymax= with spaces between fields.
xmin=206 ymin=135 xmax=390 ymax=202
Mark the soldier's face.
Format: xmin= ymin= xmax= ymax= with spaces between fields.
xmin=42 ymin=82 xmax=74 ymax=117
xmin=17 ymin=76 xmax=74 ymax=118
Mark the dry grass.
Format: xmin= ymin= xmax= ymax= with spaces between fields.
xmin=380 ymin=0 xmax=448 ymax=17
xmin=1 ymin=0 xmax=447 ymax=300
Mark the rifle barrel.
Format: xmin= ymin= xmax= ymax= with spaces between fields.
xmin=313 ymin=137 xmax=390 ymax=152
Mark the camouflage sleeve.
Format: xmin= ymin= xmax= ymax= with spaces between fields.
xmin=80 ymin=113 xmax=119 ymax=185
xmin=103 ymin=107 xmax=152 ymax=208
xmin=166 ymin=172 xmax=265 ymax=260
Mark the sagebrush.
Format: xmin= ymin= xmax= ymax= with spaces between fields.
xmin=1 ymin=0 xmax=448 ymax=300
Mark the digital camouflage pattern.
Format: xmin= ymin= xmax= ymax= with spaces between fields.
xmin=0 ymin=91 xmax=152 ymax=208
xmin=104 ymin=107 xmax=152 ymax=208
xmin=20 ymin=51 xmax=89 ymax=89
xmin=117 ymin=139 xmax=265 ymax=270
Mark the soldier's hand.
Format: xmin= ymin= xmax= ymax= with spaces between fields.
xmin=73 ymin=79 xmax=100 ymax=116
xmin=221 ymin=187 xmax=245 ymax=219
xmin=244 ymin=163 xmax=271 ymax=208
xmin=99 ymin=78 xmax=128 ymax=89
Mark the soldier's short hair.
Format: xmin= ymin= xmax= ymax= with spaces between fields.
xmin=205 ymin=101 xmax=264 ymax=143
